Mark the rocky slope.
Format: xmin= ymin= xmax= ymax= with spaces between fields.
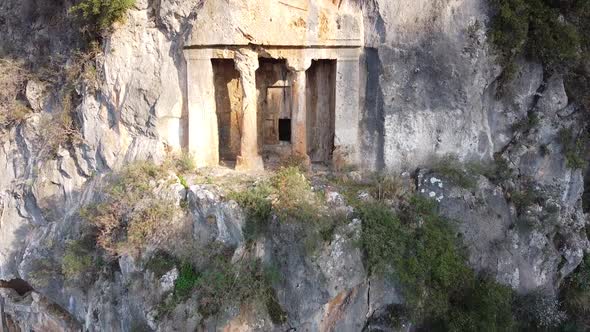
xmin=0 ymin=0 xmax=588 ymax=331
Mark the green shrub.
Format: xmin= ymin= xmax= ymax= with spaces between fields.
xmin=490 ymin=0 xmax=530 ymax=60
xmin=469 ymin=154 xmax=513 ymax=184
xmin=358 ymin=202 xmax=406 ymax=276
xmin=271 ymin=167 xmax=351 ymax=254
xmin=565 ymin=63 xmax=590 ymax=114
xmin=359 ymin=196 xmax=471 ymax=317
xmin=81 ymin=161 xmax=176 ymax=256
xmin=560 ymin=256 xmax=590 ymax=330
xmin=511 ymin=112 xmax=540 ymax=133
xmin=28 ymin=258 xmax=61 ymax=289
xmin=558 ymin=127 xmax=588 ymax=169
xmin=510 ymin=184 xmax=541 ymax=213
xmin=161 ymin=251 xmax=284 ymax=320
xmin=172 ymin=152 xmax=196 ymax=174
xmin=108 ymin=160 xmax=163 ymax=200
xmin=61 ymin=238 xmax=96 ymax=280
xmin=266 ymin=289 xmax=288 ymax=324
xmin=228 ymin=184 xmax=273 ymax=242
xmin=145 ymin=251 xmax=178 ymax=278
xmin=515 ymin=290 xmax=566 ymax=328
xmin=359 ymin=196 xmax=516 ymax=328
xmin=368 ymin=173 xmax=403 ymax=201
xmin=270 ymin=167 xmax=320 ymax=221
xmin=197 ymin=257 xmax=282 ymax=319
xmin=70 ymin=0 xmax=135 ymax=32
xmin=174 ymin=262 xmax=199 ymax=300
xmin=432 ymin=155 xmax=477 ymax=190
xmin=490 ymin=0 xmax=583 ymax=69
xmin=0 ymin=58 xmax=34 ymax=127
xmin=231 ymin=167 xmax=344 ymax=254
xmin=444 ymin=277 xmax=515 ymax=331
xmin=178 ymin=175 xmax=189 ymax=189
xmin=489 ymin=0 xmax=589 ymax=107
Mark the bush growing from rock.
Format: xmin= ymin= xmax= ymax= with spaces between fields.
xmin=489 ymin=0 xmax=590 ymax=112
xmin=61 ymin=239 xmax=95 ymax=280
xmin=368 ymin=173 xmax=403 ymax=201
xmin=558 ymin=127 xmax=589 ymax=169
xmin=228 ymin=183 xmax=273 ymax=242
xmin=432 ymin=155 xmax=478 ymax=190
xmin=145 ymin=251 xmax=178 ymax=278
xmin=27 ymin=258 xmax=61 ymax=289
xmin=490 ymin=0 xmax=584 ymax=71
xmin=158 ymin=247 xmax=285 ymax=322
xmin=560 ymin=256 xmax=590 ymax=330
xmin=80 ymin=161 xmax=177 ymax=256
xmin=358 ymin=195 xmax=516 ymax=329
xmin=70 ymin=0 xmax=135 ymax=36
xmin=270 ymin=166 xmax=322 ymax=221
xmin=170 ymin=151 xmax=196 ymax=174
xmin=231 ymin=167 xmax=344 ymax=250
xmin=0 ymin=58 xmax=33 ymax=127
xmin=359 ymin=197 xmax=470 ymax=316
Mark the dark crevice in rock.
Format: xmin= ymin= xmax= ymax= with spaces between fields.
xmin=0 ymin=278 xmax=34 ymax=296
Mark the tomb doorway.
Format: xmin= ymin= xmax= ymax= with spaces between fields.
xmin=212 ymin=59 xmax=243 ymax=162
xmin=306 ymin=59 xmax=336 ymax=164
xmin=256 ymin=59 xmax=292 ymax=158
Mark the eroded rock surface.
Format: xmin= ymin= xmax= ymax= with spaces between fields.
xmin=0 ymin=0 xmax=587 ymax=330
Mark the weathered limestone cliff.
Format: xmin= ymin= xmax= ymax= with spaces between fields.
xmin=0 ymin=0 xmax=588 ymax=331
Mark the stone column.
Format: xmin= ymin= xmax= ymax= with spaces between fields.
xmin=184 ymin=49 xmax=219 ymax=168
xmin=288 ymin=58 xmax=312 ymax=167
xmin=334 ymin=53 xmax=361 ymax=167
xmin=234 ymin=49 xmax=264 ymax=171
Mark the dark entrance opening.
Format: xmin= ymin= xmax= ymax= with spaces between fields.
xmin=256 ymin=58 xmax=291 ymax=148
xmin=212 ymin=59 xmax=243 ymax=162
xmin=279 ymin=119 xmax=291 ymax=142
xmin=306 ymin=59 xmax=336 ymax=164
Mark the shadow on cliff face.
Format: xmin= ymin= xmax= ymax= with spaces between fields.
xmin=359 ymin=0 xmax=387 ymax=170
xmin=361 ymin=48 xmax=385 ymax=170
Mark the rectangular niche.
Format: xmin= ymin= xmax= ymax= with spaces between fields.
xmin=256 ymin=58 xmax=291 ymax=149
xmin=279 ymin=118 xmax=292 ymax=142
xmin=306 ymin=59 xmax=336 ymax=163
xmin=212 ymin=59 xmax=243 ymax=162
